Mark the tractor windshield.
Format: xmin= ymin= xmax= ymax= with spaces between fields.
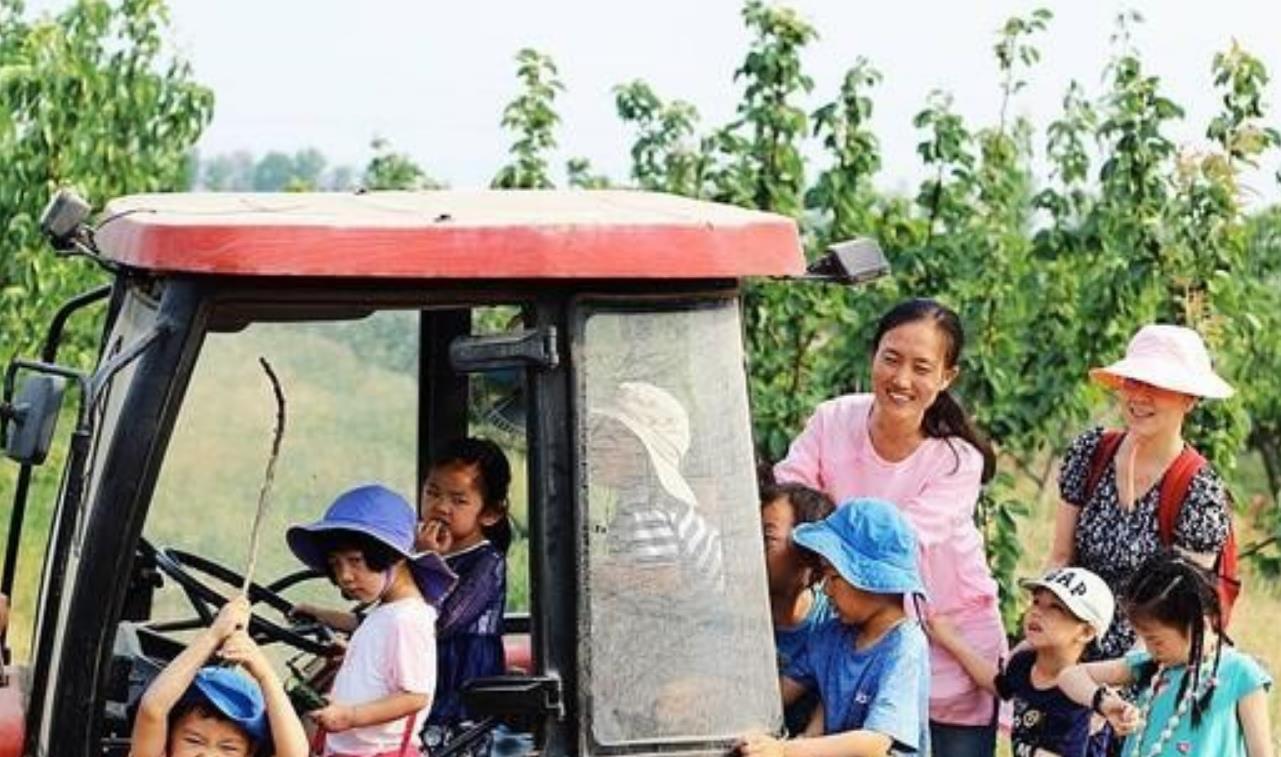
xmin=579 ymin=298 xmax=781 ymax=747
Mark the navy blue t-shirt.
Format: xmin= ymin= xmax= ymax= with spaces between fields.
xmin=995 ymin=650 xmax=1091 ymax=757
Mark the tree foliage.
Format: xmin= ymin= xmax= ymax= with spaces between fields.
xmin=0 ymin=0 xmax=213 ymax=366
xmin=599 ymin=2 xmax=1281 ymax=623
xmin=492 ymin=48 xmax=563 ymax=189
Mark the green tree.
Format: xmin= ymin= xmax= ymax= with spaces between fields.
xmin=492 ymin=48 xmax=563 ymax=189
xmin=363 ymin=137 xmax=441 ymax=190
xmin=0 ymin=0 xmax=213 ymax=366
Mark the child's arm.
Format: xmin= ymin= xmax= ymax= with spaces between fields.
xmin=131 ymin=596 xmax=250 ymax=757
xmin=799 ymin=703 xmax=824 ymax=738
xmin=219 ymin=629 xmax=309 ymax=757
xmin=312 ymin=691 xmax=430 ymax=732
xmin=780 ymin=676 xmax=810 ymax=708
xmin=292 ymin=602 xmax=360 ymax=633
xmin=1238 ymin=688 xmax=1274 ymax=757
xmin=1057 ymin=660 xmax=1140 ymax=735
xmin=923 ymin=615 xmax=998 ymax=694
xmin=740 ymin=730 xmax=892 ymax=757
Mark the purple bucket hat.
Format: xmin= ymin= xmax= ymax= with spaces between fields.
xmin=287 ymin=484 xmax=457 ymax=604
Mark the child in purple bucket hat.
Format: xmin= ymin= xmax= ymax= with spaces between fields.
xmin=287 ymin=484 xmax=457 ymax=756
xmin=131 ymin=595 xmax=308 ymax=757
xmin=740 ymin=497 xmax=930 ymax=757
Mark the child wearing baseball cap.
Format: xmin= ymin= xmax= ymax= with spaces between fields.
xmin=740 ymin=497 xmax=931 ymax=757
xmin=131 ymin=595 xmax=308 ymax=757
xmin=927 ymin=566 xmax=1115 ymax=757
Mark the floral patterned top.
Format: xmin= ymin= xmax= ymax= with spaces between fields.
xmin=1057 ymin=427 xmax=1230 ymax=658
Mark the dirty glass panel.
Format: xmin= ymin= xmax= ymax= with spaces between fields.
xmin=581 ymin=301 xmax=781 ymax=746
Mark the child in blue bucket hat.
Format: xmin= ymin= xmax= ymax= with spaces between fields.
xmin=741 ymin=497 xmax=931 ymax=757
xmin=131 ymin=595 xmax=308 ymax=757
xmin=287 ymin=483 xmax=457 ymax=756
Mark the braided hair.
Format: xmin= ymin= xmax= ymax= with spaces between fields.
xmin=1122 ymin=552 xmax=1224 ymax=728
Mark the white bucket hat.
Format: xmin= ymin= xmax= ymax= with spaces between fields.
xmin=591 ymin=381 xmax=697 ymax=508
xmin=1089 ymin=324 xmax=1233 ymax=399
xmin=1020 ymin=566 xmax=1115 ymax=637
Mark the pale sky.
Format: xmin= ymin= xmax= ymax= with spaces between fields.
xmin=37 ymin=1 xmax=1281 ymax=200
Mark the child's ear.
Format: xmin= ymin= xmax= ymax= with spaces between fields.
xmin=479 ymin=508 xmax=503 ymax=527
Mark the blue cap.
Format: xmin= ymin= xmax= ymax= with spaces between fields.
xmin=287 ymin=484 xmax=458 ymax=604
xmin=792 ymin=498 xmax=926 ymax=597
xmin=183 ymin=666 xmax=269 ymax=743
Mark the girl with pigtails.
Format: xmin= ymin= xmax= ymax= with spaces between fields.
xmin=1058 ymin=553 xmax=1273 ymax=757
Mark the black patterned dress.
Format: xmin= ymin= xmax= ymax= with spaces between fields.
xmin=1057 ymin=427 xmax=1229 ymax=658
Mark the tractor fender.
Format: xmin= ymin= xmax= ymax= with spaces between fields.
xmin=0 ymin=666 xmax=27 ymax=757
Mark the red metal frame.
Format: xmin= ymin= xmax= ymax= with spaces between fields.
xmin=95 ymin=190 xmax=804 ymax=279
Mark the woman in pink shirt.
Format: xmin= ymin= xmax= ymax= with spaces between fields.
xmin=775 ymin=298 xmax=1005 ymax=757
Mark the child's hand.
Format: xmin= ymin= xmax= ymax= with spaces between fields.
xmin=219 ymin=630 xmax=271 ymax=680
xmin=211 ymin=595 xmax=251 ymax=640
xmin=311 ymin=700 xmax=358 ymax=732
xmin=1100 ymin=694 xmax=1143 ymax=736
xmin=416 ymin=519 xmax=453 ymax=553
xmin=923 ymin=613 xmax=958 ymax=641
xmin=737 ymin=732 xmax=786 ymax=757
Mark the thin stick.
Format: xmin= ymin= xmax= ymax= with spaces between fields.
xmin=242 ymin=357 xmax=286 ymax=593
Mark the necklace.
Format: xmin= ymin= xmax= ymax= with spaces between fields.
xmin=1126 ymin=661 xmax=1218 ymax=757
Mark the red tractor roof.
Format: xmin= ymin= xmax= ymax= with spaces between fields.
xmin=94 ymin=190 xmax=804 ymax=279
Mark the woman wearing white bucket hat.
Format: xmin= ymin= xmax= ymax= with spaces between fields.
xmin=1049 ymin=324 xmax=1234 ymax=659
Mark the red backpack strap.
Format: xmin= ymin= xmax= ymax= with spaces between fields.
xmin=1155 ymin=446 xmax=1207 ymax=545
xmin=1083 ymin=430 xmax=1126 ymax=502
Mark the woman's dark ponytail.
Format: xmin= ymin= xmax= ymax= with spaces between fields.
xmin=873 ymin=299 xmax=997 ymax=483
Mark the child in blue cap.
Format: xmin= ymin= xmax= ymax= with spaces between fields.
xmin=287 ymin=483 xmax=457 ymax=756
xmin=131 ymin=595 xmax=308 ymax=757
xmin=741 ymin=497 xmax=931 ymax=756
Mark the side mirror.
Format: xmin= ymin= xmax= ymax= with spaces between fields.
xmin=3 ymin=374 xmax=67 ymax=464
xmin=805 ymin=237 xmax=890 ymax=285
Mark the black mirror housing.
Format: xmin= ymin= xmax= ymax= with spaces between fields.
xmin=805 ymin=237 xmax=890 ymax=285
xmin=4 ymin=374 xmax=67 ymax=465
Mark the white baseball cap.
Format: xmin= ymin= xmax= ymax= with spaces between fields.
xmin=1020 ymin=566 xmax=1115 ymax=637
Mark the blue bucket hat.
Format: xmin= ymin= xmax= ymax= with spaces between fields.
xmin=287 ymin=484 xmax=458 ymax=604
xmin=792 ymin=497 xmax=925 ymax=597
xmin=182 ymin=666 xmax=269 ymax=743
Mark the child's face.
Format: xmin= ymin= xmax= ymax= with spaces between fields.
xmin=761 ymin=498 xmax=809 ymax=594
xmin=1022 ymin=588 xmax=1094 ymax=653
xmin=1131 ymin=616 xmax=1192 ymax=666
xmin=168 ymin=709 xmax=253 ymax=757
xmin=818 ymin=562 xmax=880 ymax=625
xmin=326 ymin=547 xmax=386 ymax=602
xmin=421 ymin=462 xmax=497 ymax=548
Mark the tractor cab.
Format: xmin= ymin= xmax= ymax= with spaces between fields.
xmin=0 ymin=190 xmax=876 ymax=756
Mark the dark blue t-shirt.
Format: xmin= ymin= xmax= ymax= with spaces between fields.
xmin=784 ymin=617 xmax=929 ymax=755
xmin=995 ymin=650 xmax=1091 ymax=757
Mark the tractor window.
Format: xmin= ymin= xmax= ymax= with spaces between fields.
xmin=144 ymin=310 xmax=419 ymax=630
xmin=579 ymin=300 xmax=781 ymax=746
xmin=466 ymin=305 xmax=531 ymax=613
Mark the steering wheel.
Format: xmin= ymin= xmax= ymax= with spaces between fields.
xmin=148 ymin=543 xmax=340 ymax=656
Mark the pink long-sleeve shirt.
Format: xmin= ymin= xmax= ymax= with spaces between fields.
xmin=774 ymin=393 xmax=1006 ymax=727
